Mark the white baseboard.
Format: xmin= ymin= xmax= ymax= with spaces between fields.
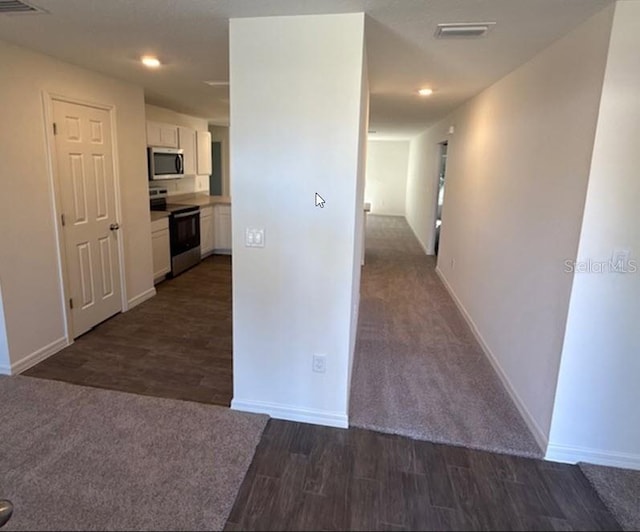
xmin=231 ymin=398 xmax=349 ymax=429
xmin=2 ymin=336 xmax=69 ymax=375
xmin=435 ymin=267 xmax=549 ymax=453
xmin=546 ymin=443 xmax=640 ymax=470
xmin=406 ymin=218 xmax=432 ymax=256
xmin=126 ymin=287 xmax=156 ymax=310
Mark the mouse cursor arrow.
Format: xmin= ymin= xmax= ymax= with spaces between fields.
xmin=315 ymin=193 xmax=326 ymax=208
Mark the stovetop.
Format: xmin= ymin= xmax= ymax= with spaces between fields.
xmin=163 ymin=203 xmax=199 ymax=214
xmin=149 ymin=193 xmax=199 ymax=215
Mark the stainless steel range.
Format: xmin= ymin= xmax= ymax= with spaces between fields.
xmin=150 ymin=188 xmax=201 ymax=276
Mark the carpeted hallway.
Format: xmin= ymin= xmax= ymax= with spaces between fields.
xmin=350 ymin=215 xmax=542 ymax=457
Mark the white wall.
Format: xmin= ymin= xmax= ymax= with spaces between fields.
xmin=145 ymin=104 xmax=208 ymax=131
xmin=0 ymin=40 xmax=154 ymax=372
xmin=230 ymin=13 xmax=366 ymax=427
xmin=145 ymin=104 xmax=210 ymax=195
xmin=404 ymin=6 xmax=615 ymax=446
xmin=364 ymin=140 xmax=409 ymax=216
xmin=548 ymin=1 xmax=640 ymax=470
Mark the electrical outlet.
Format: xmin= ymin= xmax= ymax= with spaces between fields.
xmin=312 ymin=354 xmax=326 ymax=373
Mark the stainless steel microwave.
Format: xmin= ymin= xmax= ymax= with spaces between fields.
xmin=148 ymin=147 xmax=185 ymax=180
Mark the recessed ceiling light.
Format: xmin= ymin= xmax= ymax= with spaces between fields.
xmin=418 ymin=88 xmax=433 ymax=96
xmin=141 ymin=56 xmax=161 ymax=68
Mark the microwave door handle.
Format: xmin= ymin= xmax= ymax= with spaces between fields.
xmin=176 ymin=154 xmax=183 ymax=174
xmin=148 ymin=149 xmax=154 ymax=180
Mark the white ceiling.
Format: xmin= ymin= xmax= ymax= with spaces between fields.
xmin=0 ymin=0 xmax=611 ymax=137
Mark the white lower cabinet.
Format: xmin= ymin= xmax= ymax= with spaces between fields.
xmin=200 ymin=206 xmax=215 ymax=257
xmin=214 ymin=204 xmax=232 ymax=252
xmin=151 ymin=217 xmax=171 ymax=283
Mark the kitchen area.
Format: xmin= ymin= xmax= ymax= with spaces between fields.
xmin=24 ymin=103 xmax=235 ymax=407
xmin=145 ymin=110 xmax=232 ymax=284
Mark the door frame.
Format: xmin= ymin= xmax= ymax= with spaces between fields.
xmin=429 ymin=139 xmax=449 ymax=255
xmin=41 ymin=92 xmax=128 ymax=343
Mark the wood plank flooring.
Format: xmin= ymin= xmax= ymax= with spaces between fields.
xmin=226 ymin=420 xmax=621 ymax=531
xmin=25 ymin=255 xmax=233 ymax=406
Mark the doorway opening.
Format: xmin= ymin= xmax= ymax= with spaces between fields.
xmin=433 ymin=140 xmax=448 ymax=256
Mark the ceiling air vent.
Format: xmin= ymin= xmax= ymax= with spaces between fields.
xmin=435 ymin=22 xmax=495 ymax=39
xmin=0 ymin=0 xmax=47 ymax=15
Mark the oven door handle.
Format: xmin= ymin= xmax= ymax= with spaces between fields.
xmin=173 ymin=211 xmax=199 ymax=219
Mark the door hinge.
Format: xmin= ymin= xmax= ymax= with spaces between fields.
xmin=69 ymin=298 xmax=74 ymax=309
xmin=53 ymin=122 xmax=58 ymax=135
xmin=61 ymin=214 xmax=66 ymax=227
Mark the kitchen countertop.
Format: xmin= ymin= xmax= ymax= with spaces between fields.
xmin=171 ymin=193 xmax=231 ymax=208
xmin=150 ymin=211 xmax=170 ymax=222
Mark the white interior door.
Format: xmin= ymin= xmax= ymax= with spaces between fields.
xmin=53 ymin=100 xmax=122 ymax=338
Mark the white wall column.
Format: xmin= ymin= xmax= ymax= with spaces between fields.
xmin=229 ymin=13 xmax=367 ymax=427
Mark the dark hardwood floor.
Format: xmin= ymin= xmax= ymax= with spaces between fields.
xmin=21 ymin=252 xmax=623 ymax=531
xmin=227 ymin=420 xmax=621 ymax=531
xmin=25 ymin=255 xmax=233 ymax=406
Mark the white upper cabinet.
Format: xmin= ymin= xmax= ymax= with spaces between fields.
xmin=178 ymin=126 xmax=197 ymax=176
xmin=196 ymin=130 xmax=212 ymax=175
xmin=146 ymin=121 xmax=179 ymax=148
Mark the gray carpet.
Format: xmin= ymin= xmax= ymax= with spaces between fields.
xmin=0 ymin=375 xmax=268 ymax=531
xmin=350 ymin=215 xmax=542 ymax=458
xmin=579 ymin=462 xmax=640 ymax=531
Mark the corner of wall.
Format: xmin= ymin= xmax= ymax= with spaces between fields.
xmin=231 ymin=399 xmax=349 ymax=429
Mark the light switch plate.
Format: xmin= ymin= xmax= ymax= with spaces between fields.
xmin=245 ymin=228 xmax=265 ymax=248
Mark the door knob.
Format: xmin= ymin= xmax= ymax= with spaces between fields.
xmin=110 ymin=223 xmax=120 ymax=231
xmin=0 ymin=499 xmax=13 ymax=528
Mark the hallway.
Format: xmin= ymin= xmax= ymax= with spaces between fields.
xmin=350 ymin=215 xmax=541 ymax=457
